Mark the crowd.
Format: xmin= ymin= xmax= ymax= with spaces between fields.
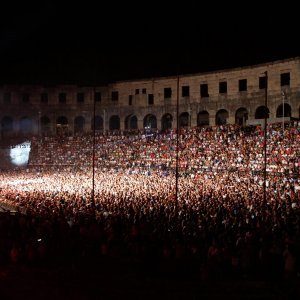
xmin=0 ymin=122 xmax=299 ymax=284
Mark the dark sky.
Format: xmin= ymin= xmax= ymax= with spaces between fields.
xmin=0 ymin=2 xmax=299 ymax=85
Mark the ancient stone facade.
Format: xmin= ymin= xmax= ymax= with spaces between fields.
xmin=0 ymin=57 xmax=299 ymax=138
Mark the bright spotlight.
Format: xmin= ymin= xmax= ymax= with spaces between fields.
xmin=9 ymin=141 xmax=31 ymax=166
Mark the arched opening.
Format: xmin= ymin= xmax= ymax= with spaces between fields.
xmin=235 ymin=107 xmax=248 ymax=126
xmin=91 ymin=115 xmax=103 ymax=131
xmin=41 ymin=116 xmax=51 ymax=135
xmin=276 ymin=103 xmax=291 ymax=118
xmin=143 ymin=114 xmax=157 ymax=130
xmin=161 ymin=113 xmax=173 ymax=131
xmin=109 ymin=115 xmax=120 ymax=131
xmin=216 ymin=109 xmax=229 ymax=125
xmin=179 ymin=112 xmax=190 ymax=128
xmin=20 ymin=117 xmax=33 ymax=136
xmin=125 ymin=114 xmax=138 ymax=130
xmin=56 ymin=116 xmax=69 ymax=136
xmin=74 ymin=116 xmax=85 ymax=134
xmin=1 ymin=116 xmax=14 ymax=137
xmin=197 ymin=111 xmax=209 ymax=127
xmin=255 ymin=106 xmax=269 ymax=119
xmin=56 ymin=116 xmax=68 ymax=125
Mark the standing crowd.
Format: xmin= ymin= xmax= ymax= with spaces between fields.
xmin=0 ymin=122 xmax=299 ymax=283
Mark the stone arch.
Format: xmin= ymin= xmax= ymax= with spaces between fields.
xmin=41 ymin=116 xmax=51 ymax=135
xmin=91 ymin=115 xmax=103 ymax=131
xmin=56 ymin=116 xmax=68 ymax=125
xmin=143 ymin=114 xmax=157 ymax=129
xmin=125 ymin=114 xmax=138 ymax=130
xmin=276 ymin=103 xmax=291 ymax=118
xmin=197 ymin=111 xmax=209 ymax=127
xmin=56 ymin=116 xmax=69 ymax=135
xmin=179 ymin=112 xmax=190 ymax=128
xmin=20 ymin=117 xmax=33 ymax=136
xmin=74 ymin=116 xmax=85 ymax=134
xmin=216 ymin=109 xmax=229 ymax=125
xmin=161 ymin=113 xmax=173 ymax=131
xmin=235 ymin=107 xmax=248 ymax=126
xmin=1 ymin=116 xmax=14 ymax=136
xmin=255 ymin=106 xmax=269 ymax=119
xmin=109 ymin=115 xmax=120 ymax=131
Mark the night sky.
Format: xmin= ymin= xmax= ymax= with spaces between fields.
xmin=0 ymin=2 xmax=299 ymax=85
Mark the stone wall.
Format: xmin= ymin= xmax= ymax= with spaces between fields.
xmin=0 ymin=57 xmax=299 ymax=137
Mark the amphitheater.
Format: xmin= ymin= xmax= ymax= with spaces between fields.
xmin=0 ymin=57 xmax=299 ymax=299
